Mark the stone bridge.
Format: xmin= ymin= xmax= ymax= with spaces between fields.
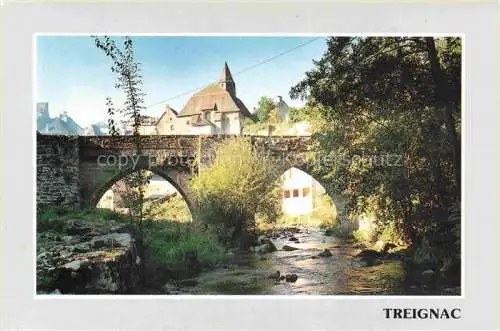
xmin=37 ymin=134 xmax=348 ymax=217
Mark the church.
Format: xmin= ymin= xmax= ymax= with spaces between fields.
xmin=156 ymin=62 xmax=252 ymax=135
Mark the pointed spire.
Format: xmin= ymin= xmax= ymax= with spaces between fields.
xmin=220 ymin=61 xmax=234 ymax=83
xmin=219 ymin=62 xmax=236 ymax=96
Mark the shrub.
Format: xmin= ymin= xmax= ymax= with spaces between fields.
xmin=143 ymin=220 xmax=226 ymax=275
xmin=352 ymin=229 xmax=366 ymax=243
xmin=143 ymin=193 xmax=192 ymax=222
xmin=378 ymin=222 xmax=405 ymax=245
xmin=189 ymin=137 xmax=280 ymax=243
xmin=324 ymin=220 xmax=355 ymax=239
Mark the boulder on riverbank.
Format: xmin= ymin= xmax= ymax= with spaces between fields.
xmin=37 ymin=218 xmax=141 ymax=294
xmin=255 ymin=241 xmax=277 ymax=254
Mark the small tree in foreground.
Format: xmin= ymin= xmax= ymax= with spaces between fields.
xmin=189 ymin=137 xmax=281 ymax=246
xmin=94 ymin=36 xmax=152 ymax=233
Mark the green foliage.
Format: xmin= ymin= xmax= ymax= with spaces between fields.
xmin=289 ymin=37 xmax=461 ymax=270
xmin=352 ymin=230 xmax=367 ymax=243
xmin=323 ymin=221 xmax=354 ymax=239
xmin=242 ymin=120 xmax=292 ymax=136
xmin=312 ymin=193 xmax=337 ymax=224
xmin=142 ymin=221 xmax=226 ymax=274
xmin=143 ymin=193 xmax=192 ymax=222
xmin=189 ymin=137 xmax=280 ymax=242
xmin=379 ymin=222 xmax=405 ymax=246
xmin=37 ymin=207 xmax=134 ymax=233
xmin=94 ymin=35 xmax=152 ymax=232
xmin=253 ymin=96 xmax=276 ymax=122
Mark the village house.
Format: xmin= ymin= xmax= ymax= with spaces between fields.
xmin=156 ymin=62 xmax=252 ymax=135
xmin=96 ymin=63 xmax=325 ymax=218
xmin=280 ymin=167 xmax=328 ymax=216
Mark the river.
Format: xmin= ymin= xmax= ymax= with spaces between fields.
xmin=162 ymin=227 xmax=460 ymax=296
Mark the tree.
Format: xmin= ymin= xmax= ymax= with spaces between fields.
xmin=189 ymin=137 xmax=280 ymax=246
xmin=94 ymin=36 xmax=152 ymax=240
xmin=290 ymin=37 xmax=461 ymax=271
xmin=254 ymin=96 xmax=276 ymax=122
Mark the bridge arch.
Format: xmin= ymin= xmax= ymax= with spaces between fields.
xmin=274 ymin=166 xmax=348 ymax=220
xmin=87 ymin=165 xmax=194 ymax=215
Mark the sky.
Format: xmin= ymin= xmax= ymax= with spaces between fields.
xmin=36 ymin=36 xmax=328 ymax=127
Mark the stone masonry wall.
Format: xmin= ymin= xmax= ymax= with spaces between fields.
xmin=37 ymin=134 xmax=80 ymax=207
xmin=37 ymin=134 xmax=314 ymax=209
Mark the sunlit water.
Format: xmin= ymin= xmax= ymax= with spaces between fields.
xmin=175 ymin=228 xmax=459 ymax=295
xmin=257 ymin=229 xmax=406 ymax=295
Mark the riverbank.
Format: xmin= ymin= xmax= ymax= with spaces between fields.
xmin=156 ymin=227 xmax=461 ymax=295
xmin=37 ymin=208 xmax=460 ymax=295
xmin=36 ymin=207 xmax=227 ymax=294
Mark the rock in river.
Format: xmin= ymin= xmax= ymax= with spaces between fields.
xmin=356 ymin=249 xmax=384 ymax=259
xmin=318 ymin=249 xmax=333 ymax=257
xmin=285 ymin=274 xmax=298 ymax=282
xmin=268 ymin=270 xmax=281 ymax=281
xmin=256 ymin=241 xmax=277 ymax=254
xmin=282 ymin=245 xmax=299 ymax=251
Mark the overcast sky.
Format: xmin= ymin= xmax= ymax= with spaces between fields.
xmin=36 ymin=35 xmax=327 ymax=127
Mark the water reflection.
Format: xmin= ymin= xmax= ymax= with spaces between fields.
xmin=188 ymin=229 xmax=457 ymax=295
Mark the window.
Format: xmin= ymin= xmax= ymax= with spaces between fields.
xmin=293 ymin=189 xmax=299 ymax=198
xmin=169 ymin=117 xmax=172 ymax=122
xmin=186 ymin=120 xmax=190 ymax=125
xmin=284 ymin=190 xmax=291 ymax=198
xmin=303 ymin=187 xmax=310 ymax=197
xmin=170 ymin=125 xmax=174 ymax=131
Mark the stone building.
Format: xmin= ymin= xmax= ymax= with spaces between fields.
xmin=120 ymin=115 xmax=158 ymax=135
xmin=36 ymin=102 xmax=83 ymax=135
xmin=156 ymin=62 xmax=252 ymax=135
xmin=275 ymin=95 xmax=290 ymax=122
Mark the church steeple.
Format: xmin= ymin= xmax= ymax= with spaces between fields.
xmin=219 ymin=62 xmax=236 ymax=96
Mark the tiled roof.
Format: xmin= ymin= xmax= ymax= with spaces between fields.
xmin=177 ymin=83 xmax=251 ymax=118
xmin=177 ymin=63 xmax=251 ymax=118
xmin=156 ymin=105 xmax=178 ymax=125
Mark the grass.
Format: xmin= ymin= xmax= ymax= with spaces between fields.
xmin=37 ymin=206 xmax=227 ymax=280
xmin=143 ymin=220 xmax=227 ymax=275
xmin=37 ymin=206 xmax=133 ymax=233
xmin=143 ymin=194 xmax=192 ymax=223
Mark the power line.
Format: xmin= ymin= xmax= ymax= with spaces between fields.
xmin=144 ymin=37 xmax=324 ymax=111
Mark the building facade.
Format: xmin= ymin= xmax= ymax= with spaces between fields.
xmin=36 ymin=102 xmax=84 ymax=135
xmin=156 ymin=62 xmax=252 ymax=135
xmin=275 ymin=95 xmax=290 ymax=122
xmin=280 ymin=167 xmax=326 ymax=216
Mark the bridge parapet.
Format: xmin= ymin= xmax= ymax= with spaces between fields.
xmin=37 ymin=134 xmax=315 ymax=209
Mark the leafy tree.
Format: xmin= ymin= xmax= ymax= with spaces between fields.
xmin=94 ymin=36 xmax=152 ymax=244
xmin=290 ymin=37 xmax=461 ymax=271
xmin=189 ymin=137 xmax=280 ymax=246
xmin=254 ymin=96 xmax=276 ymax=122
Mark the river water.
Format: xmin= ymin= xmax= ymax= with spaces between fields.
xmin=166 ymin=228 xmax=460 ymax=296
